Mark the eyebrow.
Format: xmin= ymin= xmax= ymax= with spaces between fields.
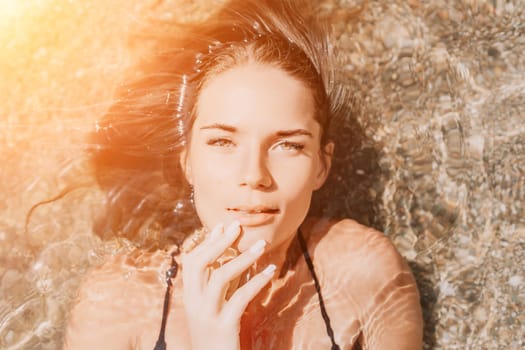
xmin=276 ymin=129 xmax=313 ymax=138
xmin=200 ymin=123 xmax=237 ymax=132
xmin=200 ymin=123 xmax=313 ymax=138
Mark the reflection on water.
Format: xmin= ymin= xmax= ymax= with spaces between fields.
xmin=1 ymin=0 xmax=524 ymax=349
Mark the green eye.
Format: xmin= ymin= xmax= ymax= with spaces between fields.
xmin=206 ymin=138 xmax=235 ymax=147
xmin=276 ymin=141 xmax=305 ymax=151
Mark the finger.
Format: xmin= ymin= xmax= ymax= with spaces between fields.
xmin=181 ymin=224 xmax=223 ymax=294
xmin=189 ymin=221 xmax=242 ymax=271
xmin=190 ymin=223 xmax=224 ymax=252
xmin=181 ymin=223 xmax=223 ymax=257
xmin=221 ymin=264 xmax=276 ymax=322
xmin=195 ymin=221 xmax=241 ymax=266
xmin=207 ymin=239 xmax=267 ymax=305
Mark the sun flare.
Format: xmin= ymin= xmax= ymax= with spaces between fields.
xmin=0 ymin=0 xmax=25 ymax=19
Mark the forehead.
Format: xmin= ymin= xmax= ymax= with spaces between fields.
xmin=194 ymin=63 xmax=318 ymax=132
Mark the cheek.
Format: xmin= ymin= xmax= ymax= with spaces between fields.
xmin=271 ymin=158 xmax=319 ymax=196
xmin=284 ymin=182 xmax=315 ymax=217
xmin=270 ymin=161 xmax=317 ymax=230
xmin=190 ymin=146 xmax=229 ymax=183
xmin=189 ymin=150 xmax=234 ymax=227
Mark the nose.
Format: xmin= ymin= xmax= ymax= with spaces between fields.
xmin=239 ymin=148 xmax=273 ymax=189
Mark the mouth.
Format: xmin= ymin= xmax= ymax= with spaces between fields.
xmin=227 ymin=206 xmax=280 ymax=226
xmin=227 ymin=206 xmax=280 ymax=214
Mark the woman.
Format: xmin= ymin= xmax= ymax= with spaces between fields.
xmin=64 ymin=0 xmax=423 ymax=349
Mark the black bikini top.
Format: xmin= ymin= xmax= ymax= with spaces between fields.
xmin=153 ymin=229 xmax=341 ymax=350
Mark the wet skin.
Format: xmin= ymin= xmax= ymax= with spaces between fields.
xmin=64 ymin=219 xmax=423 ymax=349
xmin=64 ymin=63 xmax=423 ymax=349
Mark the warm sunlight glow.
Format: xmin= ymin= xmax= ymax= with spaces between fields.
xmin=0 ymin=0 xmax=49 ymax=76
xmin=0 ymin=0 xmax=51 ymax=31
xmin=0 ymin=0 xmax=26 ymax=20
xmin=0 ymin=0 xmax=42 ymax=38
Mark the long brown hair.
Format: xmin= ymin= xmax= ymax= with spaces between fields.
xmin=91 ymin=0 xmax=352 ymax=248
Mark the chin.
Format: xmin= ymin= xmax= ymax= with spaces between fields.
xmin=236 ymin=225 xmax=274 ymax=252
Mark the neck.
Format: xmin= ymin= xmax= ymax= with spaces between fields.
xmin=245 ymin=229 xmax=303 ymax=308
xmin=256 ymin=231 xmax=299 ymax=277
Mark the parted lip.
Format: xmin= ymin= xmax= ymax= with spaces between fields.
xmin=227 ymin=205 xmax=280 ymax=214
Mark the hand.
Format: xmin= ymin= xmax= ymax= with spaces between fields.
xmin=181 ymin=221 xmax=276 ymax=350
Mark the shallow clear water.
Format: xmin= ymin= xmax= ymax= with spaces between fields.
xmin=1 ymin=0 xmax=524 ymax=349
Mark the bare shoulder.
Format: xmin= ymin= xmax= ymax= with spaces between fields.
xmin=71 ymin=248 xmax=169 ymax=305
xmin=64 ymin=248 xmax=172 ymax=349
xmin=304 ymin=218 xmax=404 ymax=261
xmin=301 ymin=218 xmax=423 ymax=347
xmin=303 ymin=218 xmax=415 ymax=287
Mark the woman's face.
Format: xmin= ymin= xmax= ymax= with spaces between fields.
xmin=181 ymin=63 xmax=332 ymax=252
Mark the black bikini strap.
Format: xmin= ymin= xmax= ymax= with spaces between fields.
xmin=153 ymin=250 xmax=179 ymax=350
xmin=297 ymin=229 xmax=341 ymax=350
xmin=154 ymin=235 xmax=341 ymax=350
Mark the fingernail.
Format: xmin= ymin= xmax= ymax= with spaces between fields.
xmin=249 ymin=239 xmax=266 ymax=254
xmin=210 ymin=223 xmax=223 ymax=239
xmin=226 ymin=220 xmax=240 ymax=238
xmin=262 ymin=264 xmax=276 ymax=276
